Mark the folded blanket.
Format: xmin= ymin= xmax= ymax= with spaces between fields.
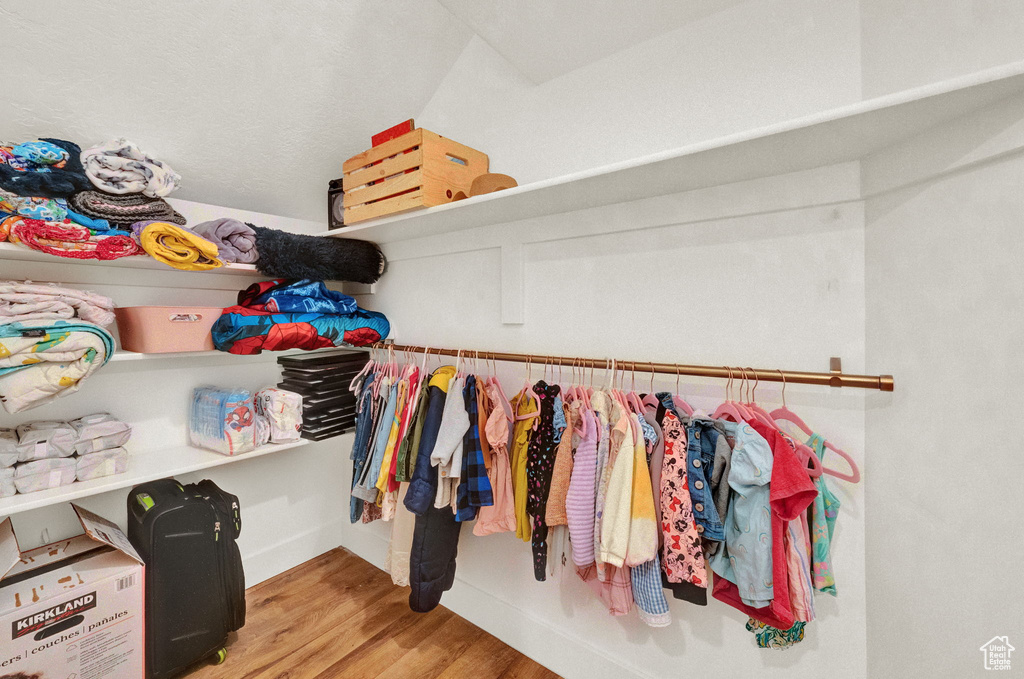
xmin=0 ymin=215 xmax=16 ymax=242
xmin=0 ymin=138 xmax=93 ymax=198
xmin=0 ymin=320 xmax=114 ymax=413
xmin=65 ymin=207 xmax=112 ymax=231
xmin=132 ymin=220 xmax=223 ymax=270
xmin=9 ymin=218 xmax=142 ymax=260
xmin=193 ymin=218 xmax=259 ymax=264
xmin=250 ymin=225 xmax=386 ymax=284
xmin=212 ymin=279 xmax=389 ymax=354
xmin=241 ymin=279 xmax=357 ymax=315
xmin=82 ymin=138 xmax=181 ymax=197
xmin=0 ymin=187 xmax=68 ymax=222
xmin=68 ymin=190 xmax=186 ymax=228
xmin=0 ymin=281 xmax=115 ymax=327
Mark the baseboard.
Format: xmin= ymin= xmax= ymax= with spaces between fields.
xmin=338 ymin=527 xmax=650 ymax=679
xmin=242 ymin=518 xmax=346 ymax=586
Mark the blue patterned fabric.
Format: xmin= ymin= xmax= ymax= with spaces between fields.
xmin=456 ymin=375 xmax=493 ymax=521
xmin=631 ymin=554 xmax=671 ymax=627
xmin=212 ymin=279 xmax=389 ymax=354
xmin=245 ymin=279 xmax=358 ymax=315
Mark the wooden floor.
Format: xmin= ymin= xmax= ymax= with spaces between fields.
xmin=185 ymin=547 xmax=561 ymax=679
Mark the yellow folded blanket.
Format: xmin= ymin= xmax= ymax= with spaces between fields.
xmin=135 ymin=221 xmax=223 ymax=271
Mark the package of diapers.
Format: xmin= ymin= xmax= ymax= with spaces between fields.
xmin=14 ymin=458 xmax=76 ymax=493
xmin=255 ymin=388 xmax=303 ymax=443
xmin=189 ymin=386 xmax=269 ymax=455
xmin=0 ymin=467 xmax=14 ymax=498
xmin=0 ymin=428 xmax=17 ymax=468
xmin=15 ymin=421 xmax=77 ymax=461
xmin=76 ymin=446 xmax=129 ymax=481
xmin=69 ymin=412 xmax=132 ymax=455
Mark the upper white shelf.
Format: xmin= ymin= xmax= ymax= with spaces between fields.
xmin=0 ymin=242 xmax=265 ymax=276
xmin=330 ymin=61 xmax=1024 ymax=244
xmin=0 ymin=439 xmax=312 ymax=517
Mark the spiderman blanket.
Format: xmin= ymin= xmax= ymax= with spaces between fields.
xmin=211 ymin=279 xmax=390 ymax=354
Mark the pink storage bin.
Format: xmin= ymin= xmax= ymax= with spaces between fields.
xmin=114 ymin=306 xmax=223 ymax=353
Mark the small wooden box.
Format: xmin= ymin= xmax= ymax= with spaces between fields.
xmin=341 ymin=128 xmax=489 ymax=224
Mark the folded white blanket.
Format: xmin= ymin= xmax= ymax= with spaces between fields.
xmin=16 ymin=421 xmax=77 ymax=461
xmin=69 ymin=412 xmax=132 ymax=455
xmin=14 ymin=458 xmax=76 ymax=493
xmin=76 ymin=446 xmax=129 ymax=481
xmin=0 ymin=428 xmax=16 ymax=468
xmin=0 ymin=281 xmax=115 ymax=327
xmin=81 ymin=138 xmax=181 ymax=198
xmin=0 ymin=467 xmax=13 ymax=498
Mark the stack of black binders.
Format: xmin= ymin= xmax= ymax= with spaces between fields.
xmin=276 ymin=351 xmax=366 ymax=440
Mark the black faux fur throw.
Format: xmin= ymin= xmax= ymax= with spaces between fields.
xmin=0 ymin=138 xmax=93 ymax=198
xmin=250 ymin=225 xmax=386 ymax=284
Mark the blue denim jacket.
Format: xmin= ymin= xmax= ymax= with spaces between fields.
xmin=656 ymin=393 xmax=724 ymax=542
xmin=349 ymin=372 xmax=376 ymax=523
xmin=685 ymin=417 xmax=725 ymax=542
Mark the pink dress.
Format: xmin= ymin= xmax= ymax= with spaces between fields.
xmin=473 ymin=382 xmax=516 ymax=536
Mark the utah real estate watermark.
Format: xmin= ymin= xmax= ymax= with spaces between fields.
xmin=980 ymin=636 xmax=1014 ymax=671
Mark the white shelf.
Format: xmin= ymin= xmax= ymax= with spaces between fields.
xmin=0 ymin=242 xmax=265 ymax=276
xmin=329 ymin=61 xmax=1024 ymax=244
xmin=107 ymin=347 xmax=353 ymax=363
xmin=0 ymin=439 xmax=312 ymax=517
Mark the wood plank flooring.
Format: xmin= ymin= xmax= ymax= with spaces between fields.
xmin=185 ymin=547 xmax=561 ymax=679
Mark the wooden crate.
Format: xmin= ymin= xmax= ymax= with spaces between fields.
xmin=341 ymin=129 xmax=489 ymax=224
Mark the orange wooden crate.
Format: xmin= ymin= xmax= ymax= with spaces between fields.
xmin=341 ymin=128 xmax=489 ymax=224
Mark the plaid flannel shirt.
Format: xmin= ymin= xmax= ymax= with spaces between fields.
xmin=456 ymin=375 xmax=493 ymax=521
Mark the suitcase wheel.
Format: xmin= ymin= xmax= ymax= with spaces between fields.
xmin=212 ymin=648 xmax=228 ymax=665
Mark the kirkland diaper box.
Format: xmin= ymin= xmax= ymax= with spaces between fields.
xmin=0 ymin=505 xmax=144 ymax=678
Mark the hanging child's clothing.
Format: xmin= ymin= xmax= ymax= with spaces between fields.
xmin=807 ymin=433 xmax=840 ymax=595
xmin=474 ymin=380 xmax=516 ymax=536
xmin=510 ymin=390 xmax=537 ymax=542
xmin=525 ymin=380 xmax=563 ymax=580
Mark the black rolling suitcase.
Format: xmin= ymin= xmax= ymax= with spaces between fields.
xmin=127 ymin=478 xmax=246 ymax=678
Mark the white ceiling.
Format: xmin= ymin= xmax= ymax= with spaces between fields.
xmin=0 ymin=0 xmax=746 ymax=221
xmin=437 ymin=0 xmax=748 ymax=83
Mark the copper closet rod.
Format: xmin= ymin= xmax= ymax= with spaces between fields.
xmin=367 ymin=343 xmax=895 ymax=392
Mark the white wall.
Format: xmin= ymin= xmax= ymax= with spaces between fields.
xmin=862 ymin=93 xmax=1024 ymax=678
xmin=417 ymin=0 xmax=861 ymax=188
xmin=1 ymin=203 xmax=358 ymax=587
xmin=340 ymin=165 xmax=870 ymax=679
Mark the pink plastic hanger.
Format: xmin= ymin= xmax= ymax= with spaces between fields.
xmin=625 ymin=362 xmax=646 ymax=415
xmin=761 ymin=369 xmax=823 ymax=478
xmin=672 ymin=364 xmax=695 ymax=416
xmin=739 ymin=368 xmax=777 ymax=428
xmin=769 ymin=370 xmax=860 ymax=483
xmin=712 ymin=368 xmax=747 ymax=422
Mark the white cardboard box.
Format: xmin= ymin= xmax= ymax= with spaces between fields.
xmin=0 ymin=504 xmax=145 ymax=679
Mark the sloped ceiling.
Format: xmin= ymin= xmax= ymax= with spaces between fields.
xmin=437 ymin=0 xmax=747 ymax=84
xmin=0 ymin=0 xmax=745 ymax=222
xmin=0 ymin=1 xmax=472 ymax=221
